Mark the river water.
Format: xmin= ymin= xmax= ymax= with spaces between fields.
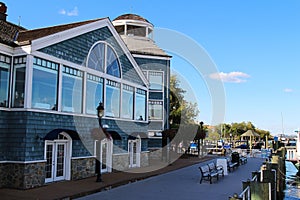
xmin=284 ymin=161 xmax=300 ymax=199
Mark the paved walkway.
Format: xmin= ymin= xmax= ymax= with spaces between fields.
xmin=77 ymin=157 xmax=264 ymax=200
xmin=0 ymin=155 xmax=212 ymax=200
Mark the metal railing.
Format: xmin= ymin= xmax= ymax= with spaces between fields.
xmin=238 ymin=174 xmax=258 ymax=200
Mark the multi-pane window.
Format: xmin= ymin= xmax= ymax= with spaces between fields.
xmin=149 ymin=101 xmax=163 ymax=120
xmin=87 ymin=42 xmax=121 ymax=78
xmin=135 ymin=89 xmax=146 ymax=121
xmin=32 ymin=57 xmax=58 ymax=110
xmin=86 ymin=74 xmax=103 ymax=115
xmin=13 ymin=56 xmax=26 ymax=108
xmin=121 ymin=84 xmax=134 ymax=119
xmin=105 ymin=80 xmax=120 ymax=118
xmin=61 ymin=66 xmax=83 ymax=113
xmin=0 ymin=54 xmax=11 ymax=107
xmin=149 ymin=71 xmax=163 ymax=91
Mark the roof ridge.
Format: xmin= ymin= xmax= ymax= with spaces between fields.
xmin=16 ymin=17 xmax=108 ymax=44
xmin=19 ymin=18 xmax=106 ymax=33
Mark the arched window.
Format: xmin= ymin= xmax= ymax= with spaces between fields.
xmin=87 ymin=42 xmax=121 ymax=78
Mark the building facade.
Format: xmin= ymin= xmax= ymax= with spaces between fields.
xmin=0 ymin=3 xmax=170 ymax=189
xmin=112 ymin=14 xmax=171 ymax=150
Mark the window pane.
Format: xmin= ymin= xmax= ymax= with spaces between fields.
xmin=13 ymin=56 xmax=26 ymax=108
xmin=105 ymin=81 xmax=120 ymax=117
xmin=122 ymin=86 xmax=133 ymax=119
xmin=87 ymin=43 xmax=104 ymax=72
xmin=135 ymin=90 xmax=146 ymax=121
xmin=32 ymin=64 xmax=58 ymax=110
xmin=62 ymin=66 xmax=83 ymax=113
xmin=127 ymin=25 xmax=146 ymax=37
xmin=13 ymin=67 xmax=26 ymax=108
xmin=86 ymin=74 xmax=103 ymax=115
xmin=0 ymin=60 xmax=10 ymax=107
xmin=149 ymin=72 xmax=163 ymax=90
xmin=149 ymin=101 xmax=163 ymax=120
xmin=106 ymin=46 xmax=121 ymax=78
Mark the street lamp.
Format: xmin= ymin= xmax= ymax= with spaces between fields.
xmin=96 ymin=102 xmax=104 ymax=182
xmin=97 ymin=102 xmax=104 ymax=127
xmin=230 ymin=133 xmax=232 ymax=146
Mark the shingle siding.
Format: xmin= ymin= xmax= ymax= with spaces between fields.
xmin=39 ymin=26 xmax=145 ymax=86
xmin=0 ymin=110 xmax=149 ymax=161
xmin=134 ymin=57 xmax=170 ymax=131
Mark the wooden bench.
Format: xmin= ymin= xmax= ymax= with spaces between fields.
xmin=207 ymin=162 xmax=224 ymax=177
xmin=226 ymin=157 xmax=238 ymax=172
xmin=199 ymin=165 xmax=219 ymax=184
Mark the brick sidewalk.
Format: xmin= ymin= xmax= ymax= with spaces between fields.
xmin=0 ymin=155 xmax=213 ymax=200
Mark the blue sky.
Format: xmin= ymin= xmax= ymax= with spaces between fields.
xmin=4 ymin=0 xmax=300 ymax=135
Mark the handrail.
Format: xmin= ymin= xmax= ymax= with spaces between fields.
xmin=238 ymin=174 xmax=258 ymax=200
xmin=239 ymin=186 xmax=250 ymax=200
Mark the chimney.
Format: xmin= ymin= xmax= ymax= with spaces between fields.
xmin=0 ymin=2 xmax=7 ymax=21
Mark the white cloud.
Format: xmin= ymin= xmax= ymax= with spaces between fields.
xmin=209 ymin=71 xmax=250 ymax=83
xmin=59 ymin=7 xmax=78 ymax=16
xmin=284 ymin=88 xmax=293 ymax=93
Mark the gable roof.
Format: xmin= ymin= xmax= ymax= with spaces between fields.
xmin=0 ymin=16 xmax=149 ymax=87
xmin=0 ymin=20 xmax=26 ymax=47
xmin=16 ymin=18 xmax=105 ymax=45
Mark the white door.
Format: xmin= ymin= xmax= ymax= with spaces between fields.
xmin=99 ymin=139 xmax=112 ymax=173
xmin=129 ymin=139 xmax=141 ymax=168
xmin=45 ymin=141 xmax=67 ymax=183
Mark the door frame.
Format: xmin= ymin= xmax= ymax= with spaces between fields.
xmin=128 ymin=137 xmax=141 ymax=168
xmin=44 ymin=132 xmax=72 ymax=183
xmin=95 ymin=138 xmax=113 ymax=174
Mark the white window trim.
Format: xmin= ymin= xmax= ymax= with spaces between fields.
xmin=10 ymin=48 xmax=149 ymax=122
xmin=24 ymin=55 xmax=33 ymax=109
xmin=148 ymin=70 xmax=164 ymax=92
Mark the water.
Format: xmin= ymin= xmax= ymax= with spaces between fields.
xmin=284 ymin=161 xmax=300 ymax=199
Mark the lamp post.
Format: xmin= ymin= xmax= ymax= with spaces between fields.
xmin=96 ymin=102 xmax=104 ymax=182
xmin=230 ymin=133 xmax=232 ymax=146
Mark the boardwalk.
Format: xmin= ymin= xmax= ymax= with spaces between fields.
xmin=77 ymin=157 xmax=264 ymax=200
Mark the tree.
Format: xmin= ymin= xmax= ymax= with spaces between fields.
xmin=169 ymin=75 xmax=199 ymax=127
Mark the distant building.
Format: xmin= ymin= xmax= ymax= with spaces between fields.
xmin=0 ymin=2 xmax=170 ymax=189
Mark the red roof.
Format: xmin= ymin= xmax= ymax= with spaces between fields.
xmin=113 ymin=14 xmax=151 ymax=24
xmin=16 ymin=18 xmax=106 ymax=44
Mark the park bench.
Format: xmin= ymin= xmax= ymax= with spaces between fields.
xmin=226 ymin=157 xmax=238 ymax=172
xmin=207 ymin=162 xmax=224 ymax=177
xmin=199 ymin=164 xmax=219 ymax=184
xmin=240 ymin=156 xmax=247 ymax=165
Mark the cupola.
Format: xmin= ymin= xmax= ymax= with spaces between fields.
xmin=112 ymin=14 xmax=154 ymax=40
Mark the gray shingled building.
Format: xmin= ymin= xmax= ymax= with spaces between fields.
xmin=0 ymin=2 xmax=171 ymax=189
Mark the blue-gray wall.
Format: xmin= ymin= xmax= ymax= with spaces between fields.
xmin=0 ymin=110 xmax=148 ymax=162
xmin=39 ymin=26 xmax=145 ymax=86
xmin=134 ymin=57 xmax=170 ymax=131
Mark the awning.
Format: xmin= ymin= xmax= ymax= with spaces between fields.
xmin=44 ymin=129 xmax=81 ymax=140
xmin=91 ymin=128 xmax=122 ymax=140
xmin=107 ymin=130 xmax=122 ymax=140
xmin=91 ymin=128 xmax=110 ymax=140
xmin=128 ymin=132 xmax=148 ymax=140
